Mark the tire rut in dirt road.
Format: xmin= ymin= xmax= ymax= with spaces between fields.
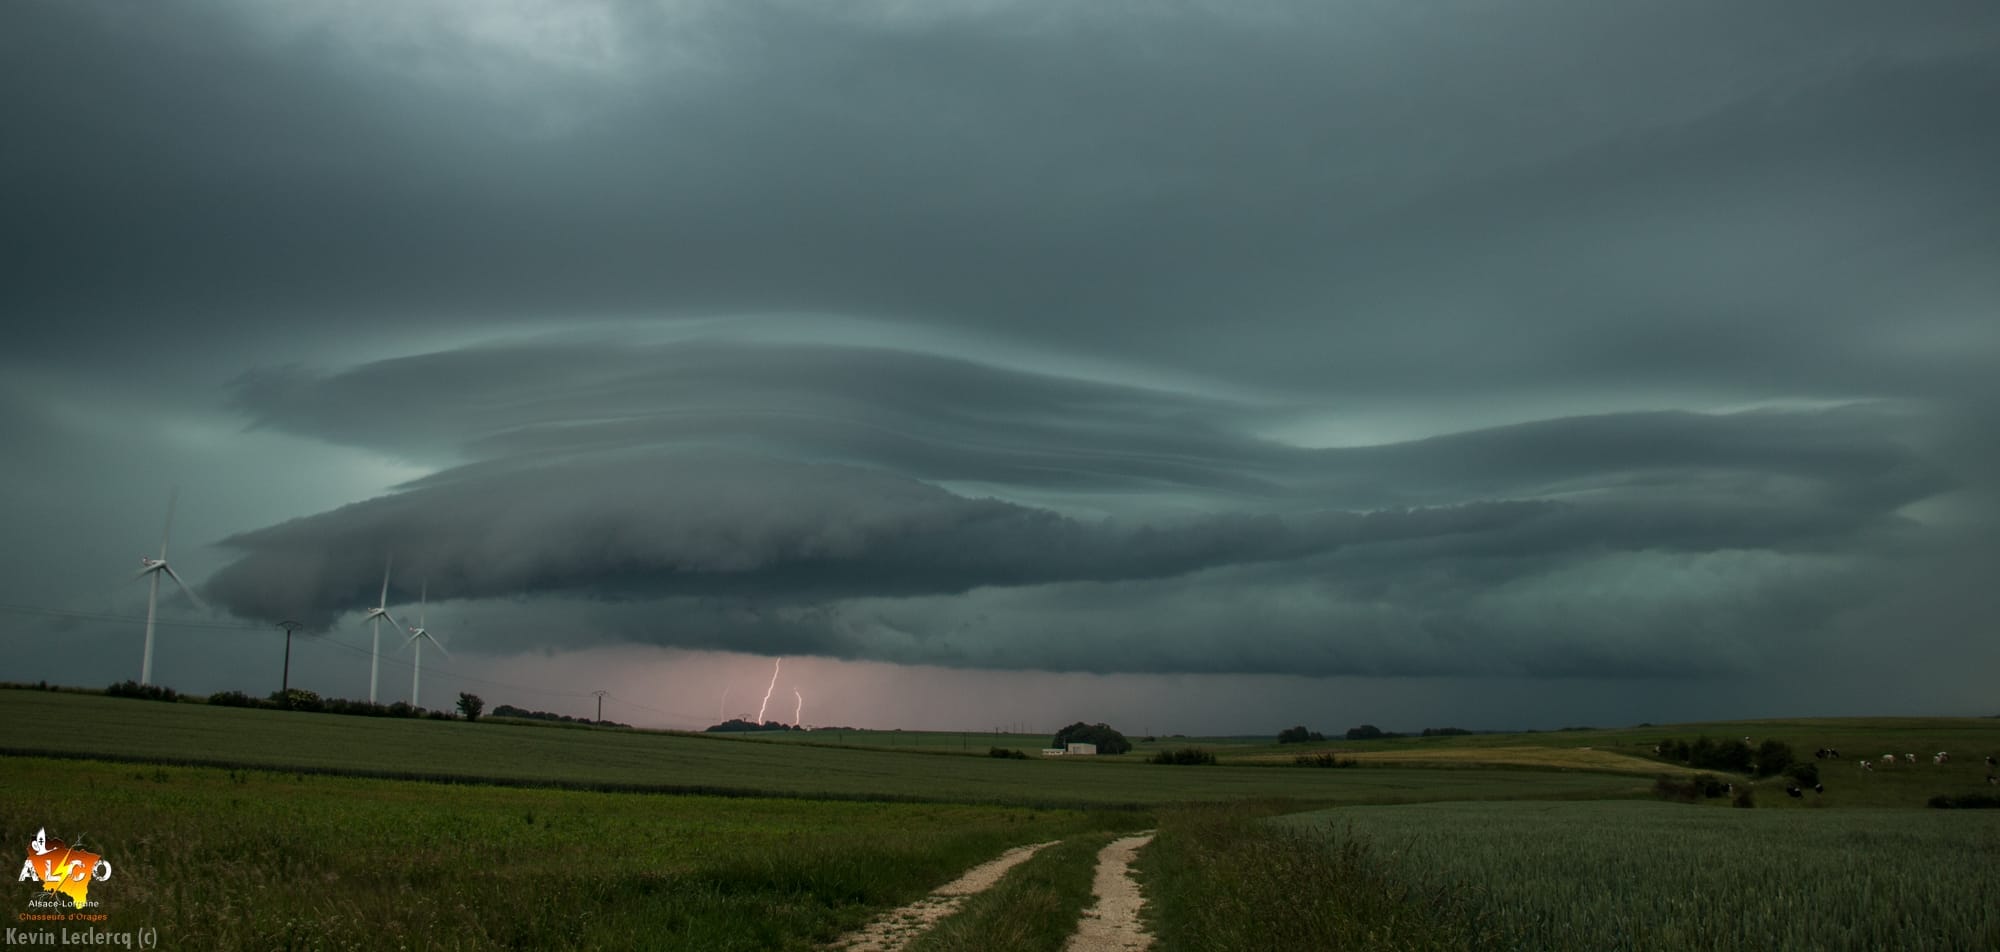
xmin=830 ymin=840 xmax=1059 ymax=952
xmin=1064 ymin=831 xmax=1157 ymax=952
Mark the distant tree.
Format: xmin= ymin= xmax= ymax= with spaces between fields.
xmin=457 ymin=692 xmax=485 ymax=722
xmin=1345 ymin=724 xmax=1386 ymax=741
xmin=1052 ymin=722 xmax=1132 ymax=755
xmin=1420 ymin=727 xmax=1472 ymax=737
xmin=1754 ymin=739 xmax=1794 ymax=778
xmin=704 ymin=718 xmax=801 ymax=733
xmin=1664 ymin=736 xmax=1760 ymax=772
xmin=1278 ymin=726 xmax=1325 ymax=744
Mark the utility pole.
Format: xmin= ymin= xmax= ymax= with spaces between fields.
xmin=592 ymin=690 xmax=608 ymax=723
xmin=278 ymin=620 xmax=303 ymax=696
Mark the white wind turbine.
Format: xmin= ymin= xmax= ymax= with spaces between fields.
xmin=133 ymin=490 xmax=202 ymax=685
xmin=360 ymin=557 xmax=405 ymax=704
xmin=404 ymin=581 xmax=448 ymax=709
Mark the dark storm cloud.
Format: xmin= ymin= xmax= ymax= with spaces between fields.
xmin=6 ymin=0 xmax=1997 ymax=403
xmin=230 ymin=339 xmax=1946 ymax=513
xmin=202 ymin=450 xmax=1560 ymax=627
xmin=203 ymin=338 xmax=1950 ymax=676
xmin=4 ymin=0 xmax=1998 ymax=691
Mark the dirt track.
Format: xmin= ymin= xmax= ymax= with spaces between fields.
xmin=830 ymin=840 xmax=1058 ymax=952
xmin=1064 ymin=832 xmax=1157 ymax=952
xmin=829 ymin=830 xmax=1158 ymax=952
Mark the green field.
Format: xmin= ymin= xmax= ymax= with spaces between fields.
xmin=1282 ymin=800 xmax=2000 ymax=951
xmin=6 ymin=687 xmax=1998 ymax=951
xmin=0 ymin=756 xmax=1127 ymax=951
xmin=0 ymin=690 xmax=1644 ymax=807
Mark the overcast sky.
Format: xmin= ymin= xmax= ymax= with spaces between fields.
xmin=3 ymin=0 xmax=1996 ymax=734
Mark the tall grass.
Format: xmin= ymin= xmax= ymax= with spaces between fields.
xmin=1136 ymin=803 xmax=1494 ymax=952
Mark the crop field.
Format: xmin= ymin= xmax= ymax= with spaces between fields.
xmin=0 ymin=756 xmax=1135 ymax=951
xmin=1233 ymin=744 xmax=1706 ymax=776
xmin=6 ymin=687 xmax=1996 ymax=951
xmin=0 ymin=690 xmax=1644 ymax=807
xmin=1282 ymin=800 xmax=2000 ymax=952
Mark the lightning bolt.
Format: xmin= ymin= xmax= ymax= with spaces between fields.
xmin=793 ymin=689 xmax=803 ymax=726
xmin=755 ymin=657 xmax=781 ymax=724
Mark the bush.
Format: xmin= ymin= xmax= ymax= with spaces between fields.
xmin=425 ymin=709 xmax=456 ymax=720
xmin=1732 ymin=786 xmax=1756 ymax=808
xmin=270 ymin=689 xmax=323 ymax=713
xmin=321 ymin=697 xmax=393 ymax=717
xmin=207 ymin=690 xmax=263 ymax=708
xmin=988 ymin=747 xmax=1029 ymax=760
xmin=1927 ymin=794 xmax=2000 ymax=809
xmin=1652 ymin=774 xmax=1732 ymax=803
xmin=1278 ymin=726 xmax=1325 ymax=744
xmin=1784 ymin=761 xmax=1820 ymax=787
xmin=1150 ymin=748 xmax=1217 ymax=765
xmin=1295 ymin=753 xmax=1357 ymax=768
xmin=1051 ymin=722 xmax=1132 ymax=755
xmin=1344 ymin=724 xmax=1386 ymax=741
xmin=105 ymin=680 xmax=180 ymax=703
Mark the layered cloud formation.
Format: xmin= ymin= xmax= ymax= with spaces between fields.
xmin=201 ymin=337 xmax=1980 ymax=677
xmin=4 ymin=1 xmax=1997 ymax=692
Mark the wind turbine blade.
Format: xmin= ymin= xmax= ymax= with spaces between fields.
xmin=160 ymin=488 xmax=178 ymax=561
xmin=378 ymin=555 xmax=393 ymax=609
xmin=419 ymin=580 xmax=427 ymax=628
xmin=423 ymin=631 xmax=450 ymax=658
xmin=132 ymin=565 xmax=161 ymax=582
xmin=161 ymin=565 xmax=205 ymax=610
xmin=377 ymin=610 xmax=404 ymax=633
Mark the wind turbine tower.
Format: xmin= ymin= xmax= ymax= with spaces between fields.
xmin=133 ymin=490 xmax=202 ymax=685
xmin=404 ymin=581 xmax=448 ymax=708
xmin=360 ymin=557 xmax=404 ymax=704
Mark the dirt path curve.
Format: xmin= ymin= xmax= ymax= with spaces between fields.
xmin=1064 ymin=831 xmax=1158 ymax=952
xmin=830 ymin=840 xmax=1059 ymax=952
